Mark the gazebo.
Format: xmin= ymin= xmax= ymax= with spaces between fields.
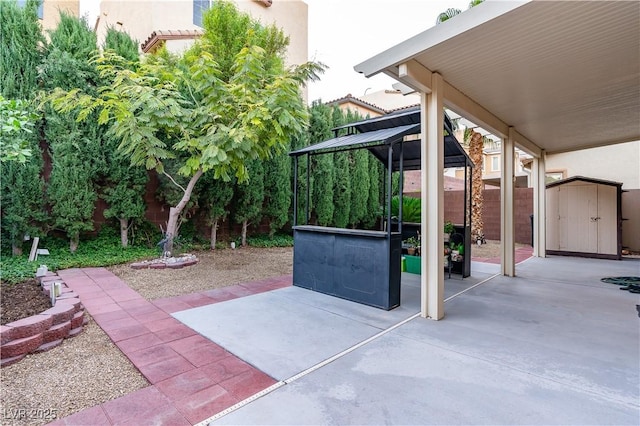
xmin=289 ymin=107 xmax=472 ymax=310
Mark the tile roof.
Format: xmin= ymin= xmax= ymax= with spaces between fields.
xmin=141 ymin=30 xmax=203 ymax=53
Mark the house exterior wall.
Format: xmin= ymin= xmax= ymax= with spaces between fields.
xmin=94 ymin=0 xmax=306 ymax=67
xmin=545 ymin=141 xmax=640 ymax=190
xmin=40 ymin=0 xmax=80 ymax=31
xmin=545 ymin=140 xmax=640 ymax=252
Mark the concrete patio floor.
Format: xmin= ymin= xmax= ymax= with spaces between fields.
xmin=178 ymin=256 xmax=640 ymax=425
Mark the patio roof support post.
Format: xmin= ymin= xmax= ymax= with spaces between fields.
xmin=420 ymin=72 xmax=445 ymax=320
xmin=532 ymin=152 xmax=547 ymax=257
xmin=501 ymin=128 xmax=516 ymax=276
xmin=293 ymin=156 xmax=298 ymax=226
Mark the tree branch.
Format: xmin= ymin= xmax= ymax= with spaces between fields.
xmin=162 ymin=171 xmax=187 ymax=193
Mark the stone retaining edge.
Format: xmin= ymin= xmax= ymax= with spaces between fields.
xmin=0 ymin=273 xmax=85 ymax=367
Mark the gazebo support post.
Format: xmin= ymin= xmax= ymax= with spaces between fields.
xmin=293 ymin=156 xmax=298 ymax=226
xmin=501 ymin=128 xmax=516 ymax=276
xmin=306 ymin=154 xmax=311 ymax=225
xmin=398 ymin=140 xmax=404 ymax=237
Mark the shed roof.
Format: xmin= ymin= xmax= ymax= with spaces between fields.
xmin=546 ymin=175 xmax=623 ymax=189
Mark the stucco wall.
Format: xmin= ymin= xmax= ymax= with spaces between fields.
xmin=545 ymin=141 xmax=640 ymax=189
xmin=41 ymin=0 xmax=79 ymax=31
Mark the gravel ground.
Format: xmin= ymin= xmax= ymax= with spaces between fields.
xmin=0 ymin=317 xmax=148 ymax=426
xmin=0 ymin=242 xmax=519 ymax=424
xmin=0 ymin=246 xmax=293 ymax=424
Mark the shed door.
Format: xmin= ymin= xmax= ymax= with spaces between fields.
xmin=596 ymin=184 xmax=617 ymax=255
xmin=565 ymin=185 xmax=598 ymax=253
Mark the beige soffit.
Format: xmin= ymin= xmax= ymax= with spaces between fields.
xmin=355 ymin=0 xmax=640 ymax=155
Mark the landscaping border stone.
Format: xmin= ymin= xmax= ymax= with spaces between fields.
xmin=0 ymin=271 xmax=86 ymax=367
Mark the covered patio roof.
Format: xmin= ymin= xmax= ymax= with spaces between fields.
xmin=355 ymin=0 xmax=640 ymax=155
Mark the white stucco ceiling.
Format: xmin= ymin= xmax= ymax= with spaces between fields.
xmin=355 ymin=1 xmax=640 ymax=155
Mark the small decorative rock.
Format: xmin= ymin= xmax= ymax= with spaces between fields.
xmin=130 ymin=254 xmax=199 ymax=270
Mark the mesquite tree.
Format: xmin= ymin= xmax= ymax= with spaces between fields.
xmin=47 ymin=1 xmax=324 ymax=254
xmin=0 ymin=0 xmax=47 ymax=255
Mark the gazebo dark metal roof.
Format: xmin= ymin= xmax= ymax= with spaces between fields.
xmin=289 ymin=107 xmax=473 ymax=170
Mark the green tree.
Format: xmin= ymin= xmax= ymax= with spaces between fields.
xmin=290 ymin=131 xmax=313 ymax=224
xmin=42 ymin=12 xmax=103 ymax=252
xmin=199 ymin=173 xmax=234 ymax=249
xmin=349 ymin=149 xmax=370 ymax=227
xmin=234 ymin=158 xmax=264 ymax=246
xmin=0 ymin=0 xmax=47 ymax=255
xmin=263 ymin=150 xmax=291 ymax=236
xmin=363 ymin=157 xmax=383 ymax=229
xmin=47 ymin=1 xmax=324 ymax=254
xmin=101 ymin=28 xmax=148 ymax=247
xmin=309 ymin=101 xmax=334 ymax=226
xmin=0 ymin=96 xmax=36 ymax=163
xmin=0 ymin=0 xmax=44 ymax=99
xmin=332 ymin=151 xmax=351 ymax=228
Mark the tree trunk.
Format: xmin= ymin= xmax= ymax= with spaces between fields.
xmin=11 ymin=225 xmax=23 ymax=256
xmin=210 ymin=219 xmax=218 ymax=250
xmin=70 ymin=233 xmax=79 ymax=253
xmin=119 ymin=217 xmax=129 ymax=248
xmin=469 ymin=131 xmax=485 ymax=243
xmin=163 ymin=168 xmax=204 ymax=256
xmin=241 ymin=220 xmax=248 ymax=247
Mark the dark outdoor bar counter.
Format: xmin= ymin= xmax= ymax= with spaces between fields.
xmin=292 ymin=225 xmax=402 ymax=310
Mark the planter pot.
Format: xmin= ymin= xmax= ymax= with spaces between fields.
xmin=405 ymin=255 xmax=421 ymax=275
xmin=407 ymin=247 xmax=416 ymax=256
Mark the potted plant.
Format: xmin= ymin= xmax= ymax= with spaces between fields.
xmin=404 ymin=236 xmax=420 ymax=256
xmin=444 ymin=221 xmax=455 ymax=243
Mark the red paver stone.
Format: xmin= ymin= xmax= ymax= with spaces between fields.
xmin=178 ymin=344 xmax=230 ymax=368
xmin=117 ymin=405 xmax=190 ymax=426
xmin=200 ymin=355 xmax=253 ymax=382
xmin=92 ymin=309 xmax=131 ymax=324
xmin=82 ymin=296 xmax=117 ymax=310
xmin=107 ymin=289 xmax=142 ymax=303
xmin=0 ymin=325 xmax=17 ymax=344
xmin=43 ymin=320 xmax=71 ymax=343
xmin=70 ymin=311 xmax=84 ymax=329
xmin=98 ymin=315 xmax=139 ymax=332
xmin=1 ymin=333 xmax=43 ymax=358
xmin=5 ymin=315 xmax=53 ymax=339
xmin=166 ymin=263 xmax=184 ymax=269
xmin=56 ymin=291 xmax=78 ymax=300
xmin=220 ymin=368 xmax=277 ymax=401
xmin=35 ymin=338 xmax=64 ymax=353
xmin=107 ymin=323 xmax=151 ymax=342
xmin=143 ymin=317 xmax=181 ymax=332
xmin=102 ymin=386 xmax=170 ymax=424
xmin=150 ymin=263 xmax=166 ymax=269
xmin=76 ymin=289 xmax=108 ymax=300
xmin=84 ymin=302 xmax=121 ymax=315
xmin=117 ymin=332 xmax=164 ymax=354
xmin=132 ymin=309 xmax=170 ymax=324
xmin=175 ymin=384 xmax=238 ymax=424
xmin=153 ymin=323 xmax=197 ymax=343
xmin=50 ymin=405 xmax=111 ymax=425
xmin=155 ymin=368 xmax=220 ymax=400
xmin=137 ymin=355 xmax=195 ymax=384
xmin=126 ymin=345 xmax=180 ymax=368
xmin=152 ymin=299 xmax=192 ymax=314
xmin=118 ymin=298 xmax=152 ymax=310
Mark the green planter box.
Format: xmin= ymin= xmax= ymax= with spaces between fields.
xmin=405 ymin=255 xmax=421 ymax=275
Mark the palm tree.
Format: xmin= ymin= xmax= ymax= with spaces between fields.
xmin=438 ymin=0 xmax=486 ymax=244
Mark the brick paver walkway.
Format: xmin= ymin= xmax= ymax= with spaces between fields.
xmin=471 ymin=246 xmax=534 ymax=264
xmin=48 ymin=268 xmax=291 ymax=425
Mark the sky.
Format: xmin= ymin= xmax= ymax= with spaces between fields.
xmin=305 ymin=0 xmax=472 ymax=103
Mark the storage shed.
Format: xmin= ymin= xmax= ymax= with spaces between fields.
xmin=546 ymin=176 xmax=622 ymax=260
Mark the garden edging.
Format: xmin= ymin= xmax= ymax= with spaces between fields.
xmin=0 ymin=271 xmax=87 ymax=367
